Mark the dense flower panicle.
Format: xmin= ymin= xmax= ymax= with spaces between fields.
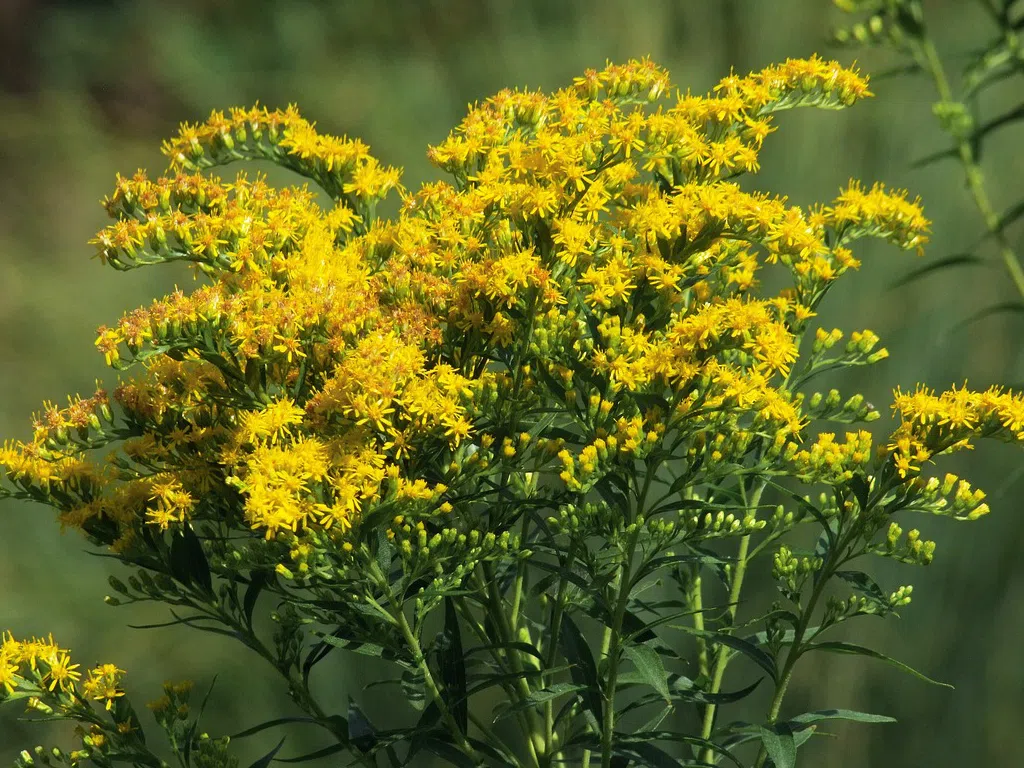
xmin=5 ymin=56 xmax=1024 ymax=768
xmin=0 ymin=56 xmax=1009 ymax=618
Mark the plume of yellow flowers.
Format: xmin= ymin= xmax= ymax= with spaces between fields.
xmin=2 ymin=56 xmax=1021 ymax=766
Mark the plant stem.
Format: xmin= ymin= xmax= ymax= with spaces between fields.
xmin=698 ymin=478 xmax=765 ymax=764
xmin=751 ymin=512 xmax=862 ymax=768
xmin=542 ymin=541 xmax=578 ymax=767
xmin=479 ymin=563 xmax=547 ymax=765
xmin=455 ymin=596 xmax=540 ymax=767
xmin=600 ymin=525 xmax=642 ymax=768
xmin=391 ymin=600 xmax=484 ymax=764
xmin=510 ymin=514 xmax=532 ymax=632
xmin=916 ymin=31 xmax=1024 ymax=299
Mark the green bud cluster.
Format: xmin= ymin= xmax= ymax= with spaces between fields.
xmin=799 ymin=388 xmax=879 ymax=424
xmin=681 ymin=508 xmax=766 ymax=538
xmin=768 ymin=504 xmax=797 ymax=531
xmin=822 ymin=584 xmax=913 ymax=628
xmin=772 ymin=544 xmax=823 ymax=599
xmin=908 ymin=472 xmax=990 ymax=521
xmin=148 ymin=679 xmax=196 ymax=735
xmin=690 ymin=430 xmax=755 ymax=473
xmin=192 ymin=733 xmax=239 ymax=768
xmin=545 ymin=501 xmax=624 ymax=539
xmin=529 ymin=311 xmax=582 ymax=361
xmin=271 ymin=603 xmax=306 ymax=671
xmin=392 ymin=522 xmax=523 ymax=585
xmin=875 ymin=521 xmax=936 ymax=565
xmin=13 ymin=746 xmax=81 ymax=768
xmin=832 ymin=13 xmax=908 ymax=49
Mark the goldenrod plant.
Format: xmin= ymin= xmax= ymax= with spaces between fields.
xmin=1 ymin=56 xmax=1019 ymax=767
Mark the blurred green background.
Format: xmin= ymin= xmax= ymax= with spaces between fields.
xmin=1 ymin=0 xmax=1022 ymax=765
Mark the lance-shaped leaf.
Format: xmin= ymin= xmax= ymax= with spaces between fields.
xmin=559 ymin=613 xmax=603 ymax=730
xmin=622 ymin=644 xmax=671 ymax=702
xmin=438 ymin=597 xmax=469 ymax=734
xmin=169 ymin=524 xmax=213 ymax=596
xmin=804 ymin=641 xmax=953 ymax=687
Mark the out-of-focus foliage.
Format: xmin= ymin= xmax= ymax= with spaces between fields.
xmin=0 ymin=2 xmax=1021 ymax=767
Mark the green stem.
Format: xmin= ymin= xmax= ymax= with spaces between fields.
xmin=698 ymin=478 xmax=765 ymax=764
xmin=690 ymin=567 xmax=709 ymax=676
xmin=479 ymin=564 xmax=546 ymax=766
xmin=916 ymin=32 xmax=1024 ymax=299
xmin=751 ymin=567 xmax=832 ymax=768
xmin=600 ymin=525 xmax=642 ymax=768
xmin=542 ymin=541 xmax=578 ymax=767
xmin=510 ymin=514 xmax=532 ymax=632
xmin=455 ymin=596 xmax=538 ymax=767
xmin=697 ymin=533 xmax=751 ymax=762
xmin=391 ymin=600 xmax=484 ymax=764
xmin=201 ymin=590 xmax=378 ymax=768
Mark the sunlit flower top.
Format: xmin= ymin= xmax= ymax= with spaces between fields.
xmin=0 ymin=55 xmax=1013 ymax=562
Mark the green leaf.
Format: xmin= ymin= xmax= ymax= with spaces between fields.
xmin=613 ymin=741 xmax=681 ymax=768
xmin=415 ymin=735 xmax=479 ymax=768
xmin=758 ymin=723 xmax=796 ymax=768
xmin=672 ymin=676 xmax=762 ymax=706
xmin=492 ymin=683 xmax=588 ymax=724
xmin=805 ymin=641 xmax=953 ymax=688
xmin=439 ymin=598 xmax=469 ymax=734
xmin=998 ymin=198 xmax=1024 ymax=233
xmin=169 ymin=525 xmax=213 ymax=596
xmin=274 ymin=742 xmax=349 ymax=764
xmin=909 ymin=145 xmax=958 ymax=169
xmin=787 ymin=708 xmax=896 ymax=728
xmin=685 ymin=629 xmax=778 ymax=683
xmin=466 ymin=641 xmax=544 ymax=663
xmin=949 ymin=301 xmax=1024 ymax=334
xmin=230 ymin=716 xmax=319 ymax=740
xmin=623 ymin=644 xmax=671 ymax=702
xmin=598 ymin=731 xmax=745 ymax=768
xmin=375 ymin=526 xmax=393 ymax=575
xmin=401 ymin=664 xmax=428 ymax=710
xmin=242 ymin=569 xmax=272 ymax=627
xmin=833 ymin=570 xmax=888 ymax=604
xmin=246 ymin=736 xmax=286 ymax=768
xmin=348 ymin=698 xmax=377 ymax=753
xmin=559 ymin=613 xmax=603 ymax=730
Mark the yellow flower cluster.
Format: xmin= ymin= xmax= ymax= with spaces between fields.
xmin=888 ymin=383 xmax=1024 ymax=477
xmin=161 ymin=104 xmax=401 ymax=204
xmin=0 ymin=633 xmax=124 ymax=711
xmin=0 ymin=55 xmax=1010 ymax=573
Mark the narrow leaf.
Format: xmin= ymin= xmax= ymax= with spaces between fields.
xmin=439 ymin=597 xmax=469 ymax=734
xmin=909 ymin=146 xmax=958 ymax=169
xmin=758 ymin=724 xmax=796 ymax=768
xmin=623 ymin=645 xmax=671 ymax=702
xmin=348 ymin=698 xmax=376 ymax=753
xmin=805 ymin=641 xmax=953 ymax=687
xmin=491 ymin=683 xmax=587 ymax=724
xmin=889 ymin=253 xmax=986 ymax=289
xmin=169 ymin=525 xmax=213 ymax=595
xmin=559 ymin=613 xmax=603 ymax=729
xmin=833 ymin=570 xmax=888 ymax=604
xmin=246 ymin=736 xmax=286 ymax=768
xmin=686 ymin=629 xmax=778 ymax=683
xmin=243 ymin=569 xmax=272 ymax=627
xmin=787 ymin=708 xmax=896 ymax=727
xmin=949 ymin=301 xmax=1024 ymax=334
xmin=230 ymin=716 xmax=319 ymax=740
